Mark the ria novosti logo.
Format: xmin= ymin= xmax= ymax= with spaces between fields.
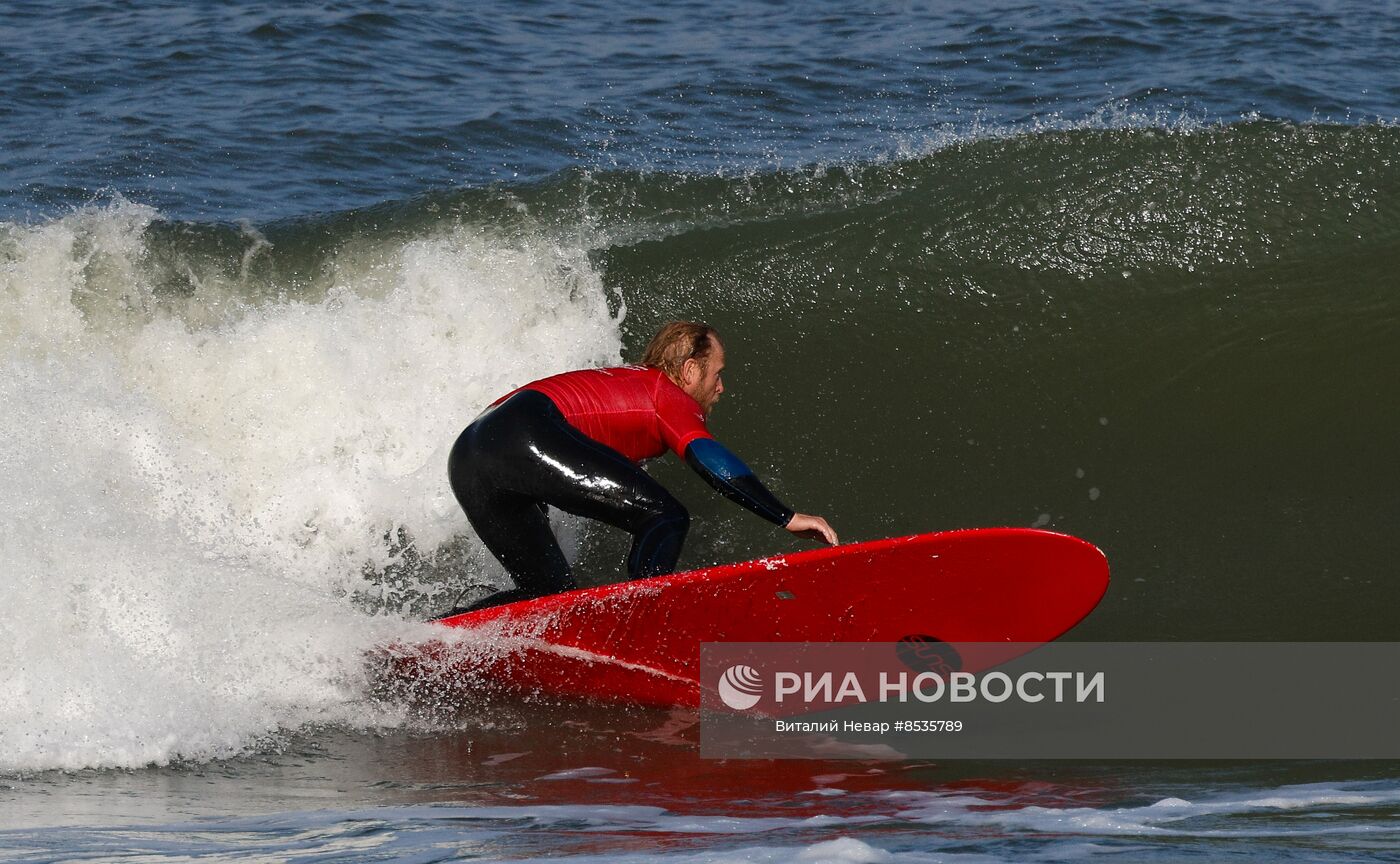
xmin=713 ymin=660 xmax=1105 ymax=708
xmin=717 ymin=664 xmax=764 ymax=709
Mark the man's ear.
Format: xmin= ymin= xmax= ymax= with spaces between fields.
xmin=680 ymin=357 xmax=699 ymax=386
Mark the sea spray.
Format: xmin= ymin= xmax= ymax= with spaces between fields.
xmin=0 ymin=201 xmax=623 ymax=771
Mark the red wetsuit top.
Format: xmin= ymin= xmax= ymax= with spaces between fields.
xmin=498 ymin=365 xmax=713 ymax=463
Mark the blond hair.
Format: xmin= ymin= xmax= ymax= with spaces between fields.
xmin=639 ymin=321 xmax=720 ymax=383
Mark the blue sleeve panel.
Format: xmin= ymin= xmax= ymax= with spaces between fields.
xmin=684 ymin=438 xmax=795 ymax=527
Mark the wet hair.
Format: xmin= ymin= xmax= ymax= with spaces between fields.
xmin=639 ymin=321 xmax=721 ymax=383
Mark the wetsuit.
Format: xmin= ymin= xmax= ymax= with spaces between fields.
xmin=445 ymin=365 xmax=794 ymax=613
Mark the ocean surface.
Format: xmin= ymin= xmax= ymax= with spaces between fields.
xmin=3 ymin=1 xmax=1399 ymax=860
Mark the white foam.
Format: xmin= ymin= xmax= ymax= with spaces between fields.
xmin=538 ymin=767 xmax=617 ymax=781
xmin=891 ymin=780 xmax=1400 ymax=838
xmin=794 ymin=837 xmax=893 ymax=862
xmin=0 ymin=200 xmax=623 ymax=771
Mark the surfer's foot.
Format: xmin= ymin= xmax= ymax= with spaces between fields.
xmin=432 ymin=583 xmax=502 ymax=620
xmin=432 ymin=585 xmax=542 ymax=619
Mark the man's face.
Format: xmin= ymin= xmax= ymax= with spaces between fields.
xmin=682 ymin=339 xmax=725 ymax=415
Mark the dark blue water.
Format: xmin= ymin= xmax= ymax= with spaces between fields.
xmin=4 ymin=0 xmax=1398 ymax=221
xmin=3 ymin=2 xmax=1399 ymax=861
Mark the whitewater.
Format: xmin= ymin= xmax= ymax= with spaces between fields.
xmin=0 ymin=200 xmax=622 ymax=771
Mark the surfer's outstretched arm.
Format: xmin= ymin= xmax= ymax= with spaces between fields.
xmin=684 ymin=438 xmax=838 ymax=545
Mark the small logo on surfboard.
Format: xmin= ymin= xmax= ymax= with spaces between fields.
xmin=717 ymin=664 xmax=764 ymax=710
xmin=896 ymin=635 xmax=962 ymax=675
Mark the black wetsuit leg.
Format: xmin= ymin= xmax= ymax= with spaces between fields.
xmin=446 ymin=390 xmax=689 ymax=612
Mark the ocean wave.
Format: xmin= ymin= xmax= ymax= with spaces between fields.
xmin=3 ymin=119 xmax=1397 ymax=771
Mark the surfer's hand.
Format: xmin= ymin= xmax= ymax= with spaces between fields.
xmin=785 ymin=513 xmax=838 ymax=546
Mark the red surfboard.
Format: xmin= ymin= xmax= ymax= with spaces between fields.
xmin=380 ymin=528 xmax=1109 ymax=708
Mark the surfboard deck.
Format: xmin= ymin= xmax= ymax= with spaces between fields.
xmin=379 ymin=528 xmax=1109 ymax=708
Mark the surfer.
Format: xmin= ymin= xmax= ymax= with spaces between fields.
xmin=442 ymin=321 xmax=838 ymax=615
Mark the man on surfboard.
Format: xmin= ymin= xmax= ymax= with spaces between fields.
xmin=443 ymin=321 xmax=837 ymax=614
